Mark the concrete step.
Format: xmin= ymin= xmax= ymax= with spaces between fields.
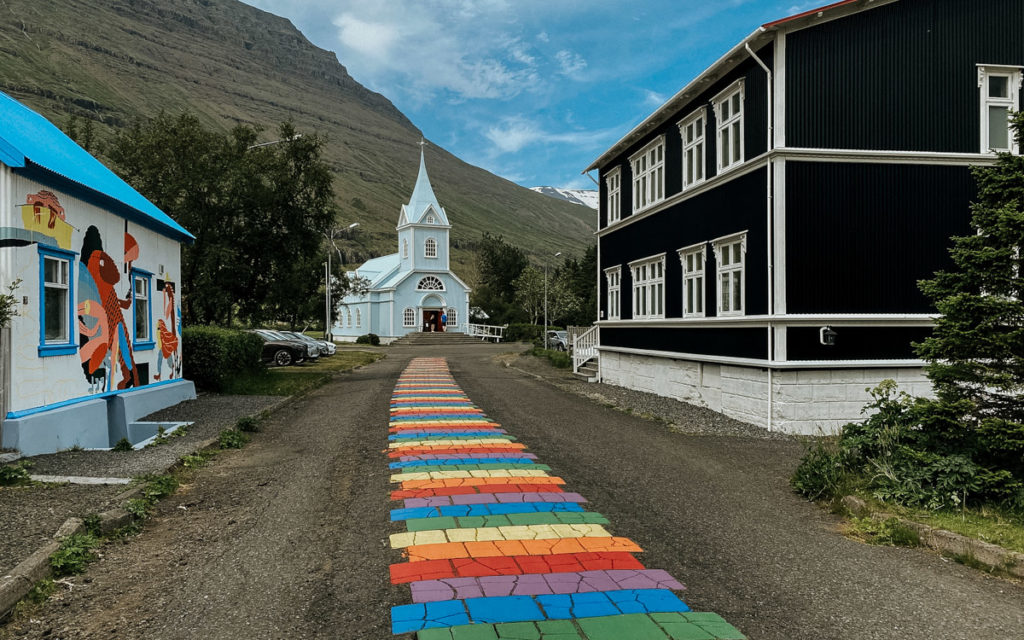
xmin=573 ymin=357 xmax=599 ymax=382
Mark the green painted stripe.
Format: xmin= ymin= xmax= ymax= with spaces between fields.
xmin=415 ymin=612 xmax=746 ymax=639
xmin=404 ymin=511 xmax=610 ymax=532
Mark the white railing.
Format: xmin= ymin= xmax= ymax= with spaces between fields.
xmin=465 ymin=323 xmax=508 ymax=342
xmin=572 ymin=325 xmax=599 ymax=374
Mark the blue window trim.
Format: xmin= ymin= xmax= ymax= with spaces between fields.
xmin=130 ymin=267 xmax=155 ymax=351
xmin=37 ymin=244 xmax=78 ymax=357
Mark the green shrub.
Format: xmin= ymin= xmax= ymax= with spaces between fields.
xmin=141 ymin=475 xmax=179 ymax=501
xmin=236 ymin=416 xmax=261 ymax=432
xmin=505 ymin=323 xmax=543 ymax=343
xmin=218 ymin=428 xmax=249 ymax=449
xmin=50 ymin=533 xmax=100 ymax=576
xmin=356 ymin=333 xmax=380 ymax=345
xmin=124 ymin=498 xmax=150 ymax=520
xmin=111 ymin=437 xmax=134 ymax=452
xmin=791 ymin=440 xmax=852 ymax=502
xmin=528 ymin=346 xmax=572 ymax=369
xmin=0 ymin=460 xmax=33 ymax=486
xmin=182 ymin=326 xmax=266 ymax=391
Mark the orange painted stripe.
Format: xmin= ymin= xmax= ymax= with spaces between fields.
xmin=390 ymin=484 xmax=565 ymax=500
xmin=403 ymin=537 xmax=643 ymax=562
xmin=400 ymin=476 xmax=564 ymax=490
xmin=387 ymin=445 xmax=528 ymax=458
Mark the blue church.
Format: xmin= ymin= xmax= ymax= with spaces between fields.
xmin=333 ymin=149 xmax=471 ymax=342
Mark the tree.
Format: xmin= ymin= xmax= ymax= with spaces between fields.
xmin=106 ymin=113 xmax=336 ymax=328
xmin=513 ymin=266 xmax=580 ymax=326
xmin=512 ymin=266 xmax=545 ymax=324
xmin=557 ymin=244 xmax=597 ymax=326
xmin=916 ymin=111 xmax=1024 ymax=479
xmin=473 ymin=232 xmax=529 ymax=324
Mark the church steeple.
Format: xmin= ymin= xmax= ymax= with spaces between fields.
xmin=400 ymin=143 xmax=449 ymax=227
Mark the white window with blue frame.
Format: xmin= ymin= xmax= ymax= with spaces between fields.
xmin=38 ymin=245 xmax=76 ymax=356
xmin=131 ymin=268 xmax=155 ymax=350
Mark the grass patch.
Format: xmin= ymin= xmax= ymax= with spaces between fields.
xmin=111 ymin=437 xmax=134 ymax=452
xmin=847 ymin=516 xmax=921 ymax=547
xmin=220 ymin=351 xmax=382 ymax=396
xmin=181 ymin=449 xmax=217 ymax=469
xmin=527 ymin=346 xmax=572 ymax=369
xmin=218 ymin=429 xmax=249 ymax=449
xmin=0 ymin=460 xmax=34 ymax=487
xmin=236 ymin=416 xmax=261 ymax=433
xmin=50 ymin=533 xmax=101 ymax=576
xmin=892 ymin=504 xmax=1024 ymax=554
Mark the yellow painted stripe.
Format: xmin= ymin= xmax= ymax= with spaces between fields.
xmin=389 ymin=469 xmax=550 ymax=482
xmin=389 ymin=524 xmax=612 ymax=549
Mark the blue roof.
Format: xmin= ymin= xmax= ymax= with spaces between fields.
xmin=0 ymin=92 xmax=194 ymax=243
xmin=355 ymin=253 xmax=401 ymax=287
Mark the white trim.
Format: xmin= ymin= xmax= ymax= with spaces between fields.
xmin=627 ymin=251 xmax=668 ymax=269
xmin=773 ymin=30 xmax=786 ymax=149
xmin=977 ymin=64 xmax=1022 ymax=154
xmin=677 ymin=243 xmax=706 ymax=318
xmin=598 ymin=313 xmax=935 ymax=329
xmin=779 ymin=147 xmax=1001 ymax=166
xmin=628 ymin=253 xmax=666 ymax=320
xmin=677 ymin=107 xmax=707 ymax=190
xmin=604 ymin=265 xmax=621 ymax=320
xmin=424 ymin=237 xmax=438 ymax=259
xmin=773 ymin=157 xmax=787 ymax=315
xmin=712 ymin=232 xmax=747 ymax=317
xmin=605 ymin=167 xmax=622 ymax=225
xmin=597 ymin=345 xmax=925 ymax=370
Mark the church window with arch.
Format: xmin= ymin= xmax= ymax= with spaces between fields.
xmin=425 ymin=237 xmax=437 ymax=258
xmin=417 ymin=276 xmax=444 ymax=291
xmin=403 ymin=307 xmax=415 ymax=326
xmin=402 ymin=239 xmax=408 ymax=258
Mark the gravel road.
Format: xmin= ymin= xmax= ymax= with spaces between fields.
xmin=1 ymin=344 xmax=1021 ymax=640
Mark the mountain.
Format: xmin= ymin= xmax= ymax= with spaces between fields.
xmin=530 ymin=186 xmax=599 ymax=210
xmin=0 ymin=0 xmax=595 ymax=280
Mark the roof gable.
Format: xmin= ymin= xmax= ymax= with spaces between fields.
xmin=0 ymin=91 xmax=194 ymax=243
xmin=401 ymin=149 xmax=450 ymax=226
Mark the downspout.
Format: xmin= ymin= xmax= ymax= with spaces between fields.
xmin=746 ymin=37 xmax=775 ymax=432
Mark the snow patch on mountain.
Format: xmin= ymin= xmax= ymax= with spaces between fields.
xmin=530 ymin=186 xmax=598 ymax=210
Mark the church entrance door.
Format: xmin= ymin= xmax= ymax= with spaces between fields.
xmin=421 ymin=309 xmax=443 ymax=332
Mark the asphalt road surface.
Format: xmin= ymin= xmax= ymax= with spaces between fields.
xmin=3 ymin=343 xmax=1022 ymax=640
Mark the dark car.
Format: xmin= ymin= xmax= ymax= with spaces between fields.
xmin=281 ymin=331 xmax=335 ymax=357
xmin=251 ymin=329 xmax=317 ymax=366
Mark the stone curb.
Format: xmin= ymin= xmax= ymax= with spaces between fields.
xmin=841 ymin=495 xmax=1024 ymax=579
xmin=0 ymin=397 xmax=296 ymax=620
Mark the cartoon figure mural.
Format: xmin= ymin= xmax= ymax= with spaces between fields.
xmin=154 ymin=280 xmax=181 ymax=380
xmin=1 ymin=190 xmax=75 ymax=249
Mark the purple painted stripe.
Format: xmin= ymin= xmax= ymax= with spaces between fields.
xmin=409 ymin=569 xmax=686 ymax=603
xmin=404 ymin=492 xmax=587 ymax=509
xmin=400 ymin=453 xmax=538 ymax=461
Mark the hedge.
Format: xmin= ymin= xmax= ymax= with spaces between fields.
xmin=182 ymin=326 xmax=266 ymax=391
xmin=505 ymin=323 xmax=564 ymax=343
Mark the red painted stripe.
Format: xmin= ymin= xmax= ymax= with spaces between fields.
xmin=390 ymin=484 xmax=565 ymax=500
xmin=389 ymin=552 xmax=646 ymax=584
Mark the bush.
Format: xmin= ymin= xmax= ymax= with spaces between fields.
xmin=111 ymin=437 xmax=134 ymax=452
xmin=50 ymin=533 xmax=100 ymax=576
xmin=0 ymin=460 xmax=33 ymax=486
xmin=528 ymin=346 xmax=572 ymax=369
xmin=356 ymin=333 xmax=380 ymax=345
xmin=236 ymin=416 xmax=261 ymax=432
xmin=182 ymin=326 xmax=266 ymax=391
xmin=506 ymin=323 xmax=544 ymax=343
xmin=791 ymin=440 xmax=851 ymax=502
xmin=218 ymin=428 xmax=249 ymax=449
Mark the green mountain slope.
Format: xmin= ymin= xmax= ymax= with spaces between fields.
xmin=0 ymin=0 xmax=595 ymax=281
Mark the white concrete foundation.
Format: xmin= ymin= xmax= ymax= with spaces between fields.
xmin=598 ymin=350 xmax=933 ymax=435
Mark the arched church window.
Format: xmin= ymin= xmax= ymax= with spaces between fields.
xmin=402 ymin=239 xmax=408 ymax=258
xmin=417 ymin=276 xmax=444 ymax=291
xmin=355 ymin=308 xmax=361 ymax=327
xmin=425 ymin=237 xmax=437 ymax=258
xmin=346 ymin=308 xmax=352 ymax=328
xmin=403 ymin=307 xmax=415 ymax=326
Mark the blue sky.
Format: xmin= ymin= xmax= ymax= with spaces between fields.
xmin=242 ymin=1 xmax=822 ymax=190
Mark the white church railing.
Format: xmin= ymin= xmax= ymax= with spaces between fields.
xmin=465 ymin=323 xmax=508 ymax=342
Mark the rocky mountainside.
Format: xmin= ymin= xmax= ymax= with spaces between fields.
xmin=530 ymin=186 xmax=599 ymax=210
xmin=0 ymin=0 xmax=594 ymax=277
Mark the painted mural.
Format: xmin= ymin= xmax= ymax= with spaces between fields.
xmin=1 ymin=190 xmax=74 ymax=249
xmin=154 ymin=279 xmax=181 ymax=381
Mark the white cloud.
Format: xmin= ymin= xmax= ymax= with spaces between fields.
xmin=484 ymin=116 xmax=623 ymax=157
xmin=555 ymin=50 xmax=587 ymax=76
xmin=643 ymin=89 xmax=666 ymax=107
xmin=485 ymin=118 xmax=544 ymax=154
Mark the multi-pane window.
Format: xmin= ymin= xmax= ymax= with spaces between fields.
xmin=427 ymin=215 xmax=436 ymax=224
xmin=42 ymin=253 xmax=70 ymax=343
xmin=425 ymin=237 xmax=437 ymax=258
xmin=606 ymin=168 xmax=621 ymax=225
xmin=979 ymin=66 xmax=1022 ymax=154
xmin=417 ymin=276 xmax=444 ymax=290
xmin=679 ymin=109 xmax=706 ymax=189
xmin=403 ymin=307 xmax=415 ymax=327
xmin=133 ymin=273 xmax=151 ymax=343
xmin=714 ymin=233 xmax=746 ymax=316
xmin=629 ymin=254 xmax=665 ymax=320
xmin=630 ymin=137 xmax=665 ymax=213
xmin=355 ymin=308 xmax=361 ymax=328
xmin=714 ymin=80 xmax=745 ymax=172
xmin=447 ymin=307 xmax=457 ymax=326
xmin=678 ymin=244 xmax=706 ymax=317
xmin=346 ymin=308 xmax=352 ymax=328
xmin=605 ymin=266 xmax=621 ymax=320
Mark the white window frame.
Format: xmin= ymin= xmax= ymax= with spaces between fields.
xmin=402 ymin=239 xmax=409 ymax=258
xmin=630 ymin=136 xmax=665 ymax=214
xmin=41 ymin=251 xmax=71 ymax=346
xmin=417 ymin=276 xmax=445 ymax=291
xmin=447 ymin=307 xmax=457 ymax=326
xmin=712 ymin=232 xmax=747 ymax=317
xmin=427 ymin=214 xmax=436 ymax=224
xmin=628 ymin=253 xmax=666 ymax=320
xmin=678 ymin=108 xmax=707 ymax=190
xmin=355 ymin=308 xmax=361 ymax=328
xmin=605 ymin=168 xmax=622 ymax=225
xmin=346 ymin=308 xmax=352 ymax=328
xmin=132 ymin=272 xmax=152 ymax=344
xmin=604 ymin=266 xmax=621 ymax=320
xmin=713 ymin=79 xmax=745 ymax=173
xmin=978 ymin=65 xmax=1022 ymax=154
xmin=678 ymin=242 xmax=706 ymax=318
xmin=425 ymin=237 xmax=438 ymax=258
xmin=403 ymin=307 xmax=416 ymax=327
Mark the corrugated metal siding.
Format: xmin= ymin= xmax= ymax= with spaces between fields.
xmin=600 ymin=167 xmax=768 ymax=320
xmin=602 ymin=327 xmax=767 ymax=360
xmin=787 ymin=326 xmax=933 ymax=361
xmin=785 ymin=162 xmax=975 ymax=314
xmin=786 ymin=0 xmax=1024 ymax=152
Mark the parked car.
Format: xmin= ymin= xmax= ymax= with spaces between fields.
xmin=282 ymin=331 xmax=335 ymax=356
xmin=546 ymin=330 xmax=570 ymax=351
xmin=251 ymin=329 xmax=318 ymax=366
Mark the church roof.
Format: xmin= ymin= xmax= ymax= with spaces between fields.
xmin=401 ymin=148 xmax=449 ymax=226
xmin=354 ymin=253 xmax=400 ymax=287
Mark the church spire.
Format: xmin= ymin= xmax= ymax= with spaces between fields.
xmin=402 ymin=141 xmax=446 ymax=226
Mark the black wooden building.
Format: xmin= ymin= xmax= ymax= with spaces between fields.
xmin=584 ymin=0 xmax=1023 ymax=433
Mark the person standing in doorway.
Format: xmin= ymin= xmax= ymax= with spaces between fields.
xmin=440 ymin=310 xmax=447 ymax=332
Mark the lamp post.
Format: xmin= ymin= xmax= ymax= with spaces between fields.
xmin=544 ymin=251 xmax=562 ymax=350
xmin=324 ymin=222 xmax=360 ymax=341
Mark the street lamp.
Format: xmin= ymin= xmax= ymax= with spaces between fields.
xmin=544 ymin=251 xmax=562 ymax=350
xmin=324 ymin=222 xmax=360 ymax=341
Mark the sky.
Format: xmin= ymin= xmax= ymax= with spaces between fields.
xmin=241 ymin=0 xmax=823 ymax=191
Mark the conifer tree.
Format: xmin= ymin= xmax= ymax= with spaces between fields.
xmin=916 ymin=112 xmax=1024 ymax=477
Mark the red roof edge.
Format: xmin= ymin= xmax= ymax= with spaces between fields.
xmin=762 ymin=0 xmax=862 ymax=29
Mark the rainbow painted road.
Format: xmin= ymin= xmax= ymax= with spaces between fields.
xmin=388 ymin=357 xmax=746 ymax=640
